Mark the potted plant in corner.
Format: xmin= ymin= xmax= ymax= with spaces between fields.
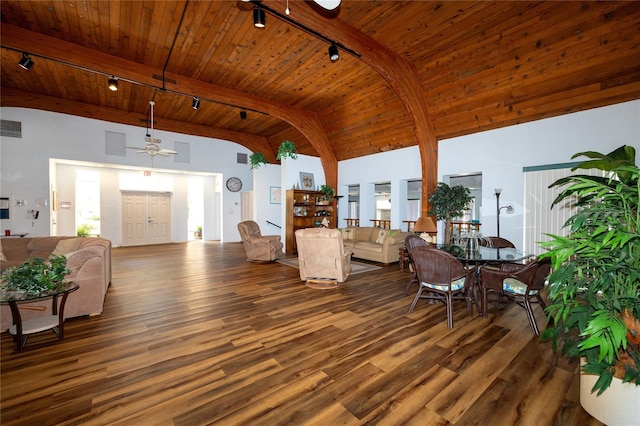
xmin=428 ymin=182 xmax=472 ymax=244
xmin=540 ymin=145 xmax=639 ymax=425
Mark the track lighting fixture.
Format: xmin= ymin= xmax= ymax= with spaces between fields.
xmin=240 ymin=110 xmax=247 ymax=120
xmin=192 ymin=97 xmax=200 ymax=110
xmin=108 ymin=76 xmax=118 ymax=91
xmin=253 ymin=5 xmax=266 ymax=28
xmin=18 ymin=52 xmax=34 ymax=70
xmin=328 ymin=44 xmax=339 ymax=62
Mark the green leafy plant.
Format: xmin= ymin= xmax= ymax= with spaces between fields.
xmin=540 ymin=145 xmax=640 ymax=395
xmin=277 ymin=140 xmax=298 ymax=161
xmin=1 ymin=255 xmax=73 ymax=297
xmin=319 ymin=184 xmax=335 ymax=202
xmin=427 ymin=182 xmax=471 ymax=221
xmin=76 ymin=223 xmax=93 ymax=237
xmin=250 ymin=152 xmax=269 ymax=170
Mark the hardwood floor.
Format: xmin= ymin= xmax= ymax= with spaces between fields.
xmin=1 ymin=241 xmax=602 ymax=425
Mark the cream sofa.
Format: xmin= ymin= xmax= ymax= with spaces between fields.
xmin=341 ymin=227 xmax=413 ymax=264
xmin=0 ymin=236 xmax=112 ymax=330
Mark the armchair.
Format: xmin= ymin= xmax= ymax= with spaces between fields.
xmin=408 ymin=246 xmax=476 ymax=329
xmin=295 ymin=228 xmax=353 ymax=283
xmin=237 ymin=220 xmax=284 ymax=262
xmin=480 ymin=257 xmax=551 ymax=335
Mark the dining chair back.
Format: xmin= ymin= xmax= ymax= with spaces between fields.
xmin=403 ymin=235 xmax=429 ymax=295
xmin=480 ymin=257 xmax=551 ymax=335
xmin=479 ymin=236 xmax=516 ymax=248
xmin=408 ymin=246 xmax=475 ymax=329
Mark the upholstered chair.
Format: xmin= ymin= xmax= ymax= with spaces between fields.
xmin=480 ymin=257 xmax=551 ymax=335
xmin=295 ymin=227 xmax=353 ymax=283
xmin=237 ymin=220 xmax=284 ymax=262
xmin=407 ymin=245 xmax=476 ymax=329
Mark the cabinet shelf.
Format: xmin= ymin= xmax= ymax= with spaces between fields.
xmin=285 ymin=189 xmax=336 ymax=255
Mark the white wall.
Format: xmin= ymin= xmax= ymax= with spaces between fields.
xmin=0 ymin=108 xmax=255 ymax=244
xmin=438 ymin=100 xmax=640 ymax=248
xmin=339 ymin=100 xmax=639 ymax=248
xmin=3 ymin=101 xmax=638 ymax=249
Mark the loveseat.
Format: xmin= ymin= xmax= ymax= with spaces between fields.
xmin=0 ymin=236 xmax=112 ymax=330
xmin=341 ymin=227 xmax=413 ymax=264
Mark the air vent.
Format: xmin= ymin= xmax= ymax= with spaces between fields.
xmin=237 ymin=153 xmax=248 ymax=164
xmin=1 ymin=120 xmax=22 ymax=138
xmin=174 ymin=142 xmax=190 ymax=163
xmin=105 ymin=131 xmax=126 ymax=156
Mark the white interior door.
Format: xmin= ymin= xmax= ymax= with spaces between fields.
xmin=122 ymin=191 xmax=172 ymax=246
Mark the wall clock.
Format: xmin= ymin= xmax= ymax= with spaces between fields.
xmin=226 ymin=177 xmax=243 ymax=192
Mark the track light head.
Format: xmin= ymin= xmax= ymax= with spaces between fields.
xmin=240 ymin=110 xmax=247 ymax=120
xmin=328 ymin=44 xmax=339 ymax=62
xmin=18 ymin=53 xmax=34 ymax=70
xmin=253 ymin=5 xmax=266 ymax=28
xmin=108 ymin=77 xmax=118 ymax=91
xmin=192 ymin=97 xmax=200 ymax=110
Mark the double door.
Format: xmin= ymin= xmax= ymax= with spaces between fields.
xmin=122 ymin=192 xmax=172 ymax=246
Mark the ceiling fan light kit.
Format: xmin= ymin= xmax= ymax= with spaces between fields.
xmin=129 ymin=100 xmax=178 ymax=157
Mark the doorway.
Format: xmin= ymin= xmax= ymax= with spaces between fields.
xmin=122 ymin=191 xmax=172 ymax=246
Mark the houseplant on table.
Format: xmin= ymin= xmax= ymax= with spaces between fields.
xmin=319 ymin=184 xmax=335 ymax=205
xmin=428 ymin=182 xmax=472 ymax=244
xmin=1 ymin=255 xmax=73 ymax=298
xmin=540 ymin=145 xmax=639 ymax=424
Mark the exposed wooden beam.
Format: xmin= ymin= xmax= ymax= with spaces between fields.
xmin=264 ymin=0 xmax=437 ymax=215
xmin=0 ymin=24 xmax=338 ymax=187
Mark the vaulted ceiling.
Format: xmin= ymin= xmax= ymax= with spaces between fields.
xmin=2 ymin=1 xmax=639 ymax=191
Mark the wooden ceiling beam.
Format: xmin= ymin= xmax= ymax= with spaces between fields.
xmin=263 ymin=0 xmax=437 ymax=215
xmin=0 ymin=24 xmax=338 ymax=187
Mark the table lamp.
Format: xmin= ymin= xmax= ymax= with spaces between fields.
xmin=413 ymin=216 xmax=437 ymax=243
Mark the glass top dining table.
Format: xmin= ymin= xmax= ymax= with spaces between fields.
xmin=435 ymin=244 xmax=534 ymax=264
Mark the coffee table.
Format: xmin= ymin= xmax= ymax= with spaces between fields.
xmin=1 ymin=283 xmax=79 ymax=352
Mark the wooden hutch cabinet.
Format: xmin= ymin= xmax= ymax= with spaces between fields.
xmin=285 ymin=189 xmax=336 ymax=254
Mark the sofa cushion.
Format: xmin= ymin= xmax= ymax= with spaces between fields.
xmin=51 ymin=237 xmax=83 ymax=256
xmin=2 ymin=238 xmax=31 ymax=261
xmin=340 ymin=228 xmax=355 ymax=240
xmin=376 ymin=229 xmax=390 ymax=244
xmin=354 ymin=227 xmax=373 ymax=242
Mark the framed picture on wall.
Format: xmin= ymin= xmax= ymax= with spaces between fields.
xmin=0 ymin=196 xmax=11 ymax=220
xmin=299 ymin=172 xmax=315 ymax=190
xmin=270 ymin=186 xmax=282 ymax=204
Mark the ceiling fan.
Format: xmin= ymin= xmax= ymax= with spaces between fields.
xmin=129 ymin=101 xmax=177 ymax=157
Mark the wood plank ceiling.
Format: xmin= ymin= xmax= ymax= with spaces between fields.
xmin=1 ymin=1 xmax=639 ymax=191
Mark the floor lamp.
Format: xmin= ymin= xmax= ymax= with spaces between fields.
xmin=494 ymin=188 xmax=514 ymax=238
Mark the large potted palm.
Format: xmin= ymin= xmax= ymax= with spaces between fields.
xmin=540 ymin=145 xmax=639 ymax=425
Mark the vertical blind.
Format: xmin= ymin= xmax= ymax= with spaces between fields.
xmin=523 ymin=163 xmax=603 ymax=256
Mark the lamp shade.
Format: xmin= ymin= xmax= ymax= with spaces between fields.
xmin=413 ymin=216 xmax=436 ymax=233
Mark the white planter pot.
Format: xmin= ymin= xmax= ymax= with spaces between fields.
xmin=580 ymin=370 xmax=640 ymax=425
